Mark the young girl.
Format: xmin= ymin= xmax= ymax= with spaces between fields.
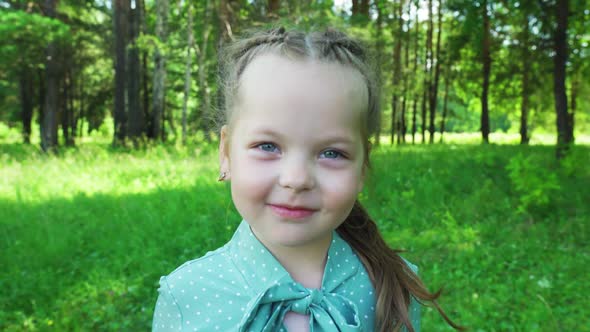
xmin=152 ymin=27 xmax=461 ymax=332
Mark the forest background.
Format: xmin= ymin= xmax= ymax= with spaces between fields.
xmin=1 ymin=0 xmax=589 ymax=331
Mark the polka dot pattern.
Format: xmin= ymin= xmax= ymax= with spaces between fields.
xmin=152 ymin=220 xmax=421 ymax=331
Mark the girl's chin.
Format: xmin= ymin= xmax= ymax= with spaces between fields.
xmin=262 ymin=228 xmax=332 ymax=249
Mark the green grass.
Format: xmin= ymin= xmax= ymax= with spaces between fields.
xmin=1 ymin=140 xmax=588 ymax=331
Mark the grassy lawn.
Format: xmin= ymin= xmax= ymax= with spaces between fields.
xmin=1 ymin=139 xmax=588 ymax=331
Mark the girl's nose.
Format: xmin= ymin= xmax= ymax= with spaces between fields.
xmin=278 ymin=158 xmax=315 ymax=192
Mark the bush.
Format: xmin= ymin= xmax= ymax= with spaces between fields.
xmin=0 ymin=122 xmax=21 ymax=141
xmin=506 ymin=153 xmax=560 ymax=217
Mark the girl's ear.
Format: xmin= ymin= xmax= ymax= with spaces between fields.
xmin=218 ymin=125 xmax=231 ymax=181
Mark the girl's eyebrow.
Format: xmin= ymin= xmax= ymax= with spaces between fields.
xmin=251 ymin=127 xmax=355 ymax=146
xmin=250 ymin=128 xmax=285 ymax=140
xmin=320 ymin=136 xmax=355 ymax=146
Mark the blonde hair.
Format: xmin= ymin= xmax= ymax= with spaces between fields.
xmin=217 ymin=27 xmax=463 ymax=332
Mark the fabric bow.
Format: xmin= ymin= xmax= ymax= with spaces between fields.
xmin=239 ymin=277 xmax=362 ymax=332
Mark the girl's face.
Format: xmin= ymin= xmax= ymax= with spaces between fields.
xmin=219 ymin=53 xmax=368 ymax=252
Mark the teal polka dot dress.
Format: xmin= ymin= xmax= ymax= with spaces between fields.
xmin=152 ymin=220 xmax=421 ymax=331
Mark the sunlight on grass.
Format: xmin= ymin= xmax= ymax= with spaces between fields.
xmin=0 ymin=143 xmax=219 ymax=203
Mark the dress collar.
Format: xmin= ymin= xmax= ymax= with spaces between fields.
xmin=229 ymin=220 xmax=365 ymax=331
xmin=228 ymin=220 xmax=361 ymax=295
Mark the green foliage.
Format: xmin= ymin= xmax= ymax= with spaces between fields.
xmin=0 ymin=122 xmax=21 ymax=141
xmin=0 ymin=10 xmax=70 ymax=70
xmin=366 ymin=143 xmax=588 ymax=330
xmin=136 ymin=34 xmax=167 ymax=55
xmin=506 ymin=153 xmax=560 ymax=216
xmin=97 ymin=116 xmax=115 ymax=138
xmin=1 ymin=141 xmax=588 ymax=330
xmin=2 ymin=1 xmax=590 ymax=145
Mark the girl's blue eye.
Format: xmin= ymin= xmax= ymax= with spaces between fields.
xmin=320 ymin=150 xmax=343 ymax=159
xmin=257 ymin=143 xmax=278 ymax=153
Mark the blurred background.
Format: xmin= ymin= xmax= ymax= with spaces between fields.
xmin=1 ymin=0 xmax=588 ymax=331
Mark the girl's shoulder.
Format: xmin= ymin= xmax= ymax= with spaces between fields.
xmin=159 ymin=244 xmax=238 ymax=304
xmin=167 ymin=245 xmax=230 ymax=277
xmin=153 ymin=243 xmax=253 ymax=331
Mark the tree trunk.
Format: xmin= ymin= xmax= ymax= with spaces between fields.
xmin=554 ymin=0 xmax=572 ymax=158
xmin=360 ymin=0 xmax=369 ymax=16
xmin=41 ymin=0 xmax=59 ymax=152
xmin=182 ymin=2 xmax=194 ymax=145
xmin=421 ymin=89 xmax=427 ymax=143
xmin=519 ymin=14 xmax=530 ymax=145
xmin=60 ymin=75 xmax=66 ymax=144
xmin=481 ymin=0 xmax=491 ymax=144
xmin=65 ymin=69 xmax=75 ymax=146
xmin=373 ymin=0 xmax=384 ymax=146
xmin=351 ymin=0 xmax=369 ymax=19
xmin=400 ymin=98 xmax=407 ymax=144
xmin=400 ymin=1 xmax=411 ymax=144
xmin=165 ymin=103 xmax=175 ymax=140
xmin=70 ymin=69 xmax=77 ymax=141
xmin=218 ymin=0 xmax=235 ymax=45
xmin=411 ymin=100 xmax=417 ymax=144
xmin=423 ymin=0 xmax=432 ymax=144
xmin=216 ymin=0 xmax=238 ymax=127
xmin=38 ymin=68 xmax=46 ymax=144
xmin=440 ymin=67 xmax=449 ymax=143
xmin=61 ymin=71 xmax=71 ymax=146
xmin=352 ymin=0 xmax=359 ymax=15
xmin=19 ymin=70 xmax=34 ymax=144
xmin=426 ymin=0 xmax=434 ymax=143
xmin=139 ymin=0 xmax=151 ymax=138
xmin=142 ymin=51 xmax=151 ymax=136
xmin=128 ymin=5 xmax=143 ymax=144
xmin=391 ymin=0 xmax=404 ymax=145
xmin=391 ymin=95 xmax=397 ymax=145
xmin=411 ymin=4 xmax=419 ymax=144
xmin=429 ymin=0 xmax=442 ymax=143
xmin=78 ymin=77 xmax=84 ymax=138
xmin=152 ymin=0 xmax=169 ymax=141
xmin=197 ymin=0 xmax=212 ymax=142
xmin=268 ymin=0 xmax=279 ymax=18
xmin=113 ymin=0 xmax=129 ymax=145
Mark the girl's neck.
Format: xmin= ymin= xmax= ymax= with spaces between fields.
xmin=262 ymin=234 xmax=332 ymax=289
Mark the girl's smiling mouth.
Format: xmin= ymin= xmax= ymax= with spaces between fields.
xmin=268 ymin=204 xmax=318 ymax=219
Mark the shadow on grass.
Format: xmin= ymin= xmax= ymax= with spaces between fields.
xmin=0 ymin=184 xmax=240 ymax=331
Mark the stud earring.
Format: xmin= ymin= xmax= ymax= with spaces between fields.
xmin=218 ymin=172 xmax=227 ymax=182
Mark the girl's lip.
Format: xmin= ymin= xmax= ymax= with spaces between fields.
xmin=268 ymin=204 xmax=316 ymax=219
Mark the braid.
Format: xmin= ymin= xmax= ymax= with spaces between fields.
xmin=314 ymin=28 xmax=367 ymax=62
xmin=236 ymin=27 xmax=287 ymax=59
xmin=337 ymin=202 xmax=414 ymax=331
xmin=338 ymin=202 xmax=465 ymax=332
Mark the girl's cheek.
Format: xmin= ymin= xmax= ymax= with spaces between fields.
xmin=232 ymin=153 xmax=278 ymax=183
xmin=230 ymin=163 xmax=271 ymax=202
xmin=318 ymin=169 xmax=362 ymax=194
xmin=243 ymin=154 xmax=278 ymax=172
